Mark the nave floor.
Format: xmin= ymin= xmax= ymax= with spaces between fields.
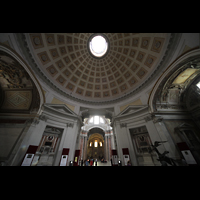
xmin=96 ymin=160 xmax=111 ymax=166
xmin=83 ymin=160 xmax=111 ymax=166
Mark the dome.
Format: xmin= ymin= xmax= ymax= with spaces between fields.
xmin=19 ymin=33 xmax=177 ymax=105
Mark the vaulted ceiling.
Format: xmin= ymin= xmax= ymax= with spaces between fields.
xmin=17 ymin=33 xmax=180 ymax=106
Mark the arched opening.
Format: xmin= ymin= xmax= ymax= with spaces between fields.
xmin=80 ymin=115 xmax=114 ymax=165
xmin=0 ymin=43 xmax=45 ymax=166
xmin=148 ymin=49 xmax=200 ymax=165
xmin=87 ymin=131 xmax=104 ymax=160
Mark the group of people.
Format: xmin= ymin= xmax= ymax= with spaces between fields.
xmin=84 ymin=158 xmax=97 ymax=166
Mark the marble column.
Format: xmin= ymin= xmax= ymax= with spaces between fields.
xmin=79 ymin=136 xmax=84 ymax=160
xmin=108 ymin=136 xmax=112 ymax=161
xmin=104 ymin=136 xmax=108 ymax=160
xmin=110 ymin=131 xmax=115 ymax=150
xmin=83 ymin=136 xmax=87 ymax=160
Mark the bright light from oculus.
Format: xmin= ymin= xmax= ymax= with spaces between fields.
xmin=89 ymin=35 xmax=108 ymax=57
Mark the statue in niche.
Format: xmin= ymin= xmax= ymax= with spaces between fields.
xmin=149 ymin=141 xmax=177 ymax=166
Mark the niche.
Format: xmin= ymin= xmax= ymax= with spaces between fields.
xmin=129 ymin=126 xmax=158 ymax=166
xmin=31 ymin=125 xmax=63 ymax=166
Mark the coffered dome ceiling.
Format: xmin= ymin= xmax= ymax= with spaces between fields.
xmin=19 ymin=33 xmax=180 ymax=105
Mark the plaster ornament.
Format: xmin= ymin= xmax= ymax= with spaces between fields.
xmin=143 ymin=40 xmax=148 ymax=46
xmin=47 ymin=36 xmax=53 ymax=43
xmin=155 ymin=41 xmax=161 ymax=49
xmin=33 ymin=37 xmax=40 ymax=45
xmin=41 ymin=55 xmax=47 ymax=61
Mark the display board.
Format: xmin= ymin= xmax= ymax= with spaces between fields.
xmin=21 ymin=154 xmax=34 ymax=166
xmin=111 ymin=150 xmax=118 ymax=166
xmin=21 ymin=145 xmax=38 ymax=166
xmin=73 ymin=150 xmax=80 ymax=166
xmin=59 ymin=148 xmax=70 ymax=166
xmin=177 ymin=142 xmax=197 ymax=165
xmin=122 ymin=148 xmax=131 ymax=166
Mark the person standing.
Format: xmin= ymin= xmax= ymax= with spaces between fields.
xmin=90 ymin=158 xmax=93 ymax=166
xmin=85 ymin=159 xmax=89 ymax=166
xmin=127 ymin=160 xmax=131 ymax=166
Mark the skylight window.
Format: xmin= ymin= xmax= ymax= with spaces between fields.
xmin=100 ymin=117 xmax=104 ymax=123
xmin=89 ymin=116 xmax=105 ymax=125
xmin=89 ymin=35 xmax=108 ymax=57
xmin=89 ymin=117 xmax=93 ymax=123
xmin=94 ymin=116 xmax=99 ymax=124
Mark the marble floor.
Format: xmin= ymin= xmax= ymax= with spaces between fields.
xmin=96 ymin=161 xmax=111 ymax=166
xmin=83 ymin=160 xmax=111 ymax=166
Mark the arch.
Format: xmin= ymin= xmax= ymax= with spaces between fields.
xmin=87 ymin=127 xmax=105 ymax=138
xmin=148 ymin=49 xmax=200 ymax=113
xmin=86 ymin=130 xmax=105 ymax=160
xmin=87 ymin=115 xmax=109 ymax=125
xmin=0 ymin=43 xmax=45 ymax=115
xmin=87 ymin=126 xmax=106 ymax=134
xmin=82 ymin=115 xmax=112 ymax=136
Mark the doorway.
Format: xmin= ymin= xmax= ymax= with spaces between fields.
xmin=87 ymin=133 xmax=104 ymax=160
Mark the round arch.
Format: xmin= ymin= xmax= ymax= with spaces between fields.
xmin=0 ymin=42 xmax=45 ymax=115
xmin=81 ymin=115 xmax=113 ymax=161
xmin=87 ymin=127 xmax=105 ymax=138
xmin=86 ymin=129 xmax=105 ymax=160
xmin=148 ymin=48 xmax=200 ymax=113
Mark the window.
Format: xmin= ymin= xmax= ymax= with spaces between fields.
xmin=100 ymin=117 xmax=104 ymax=123
xmin=89 ymin=116 xmax=104 ymax=125
xmin=89 ymin=117 xmax=93 ymax=123
xmin=100 ymin=142 xmax=102 ymax=146
xmin=196 ymin=81 xmax=200 ymax=89
xmin=94 ymin=116 xmax=99 ymax=124
xmin=94 ymin=140 xmax=98 ymax=147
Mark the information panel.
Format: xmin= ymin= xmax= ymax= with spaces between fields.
xmin=21 ymin=154 xmax=34 ymax=166
xmin=59 ymin=148 xmax=70 ymax=166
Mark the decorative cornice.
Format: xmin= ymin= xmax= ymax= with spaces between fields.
xmin=14 ymin=33 xmax=182 ymax=106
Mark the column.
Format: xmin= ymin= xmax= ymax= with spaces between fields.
xmin=83 ymin=136 xmax=87 ymax=160
xmin=104 ymin=136 xmax=108 ymax=160
xmin=108 ymin=136 xmax=112 ymax=161
xmin=110 ymin=131 xmax=115 ymax=150
xmin=79 ymin=135 xmax=84 ymax=160
xmin=114 ymin=121 xmax=123 ymax=164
